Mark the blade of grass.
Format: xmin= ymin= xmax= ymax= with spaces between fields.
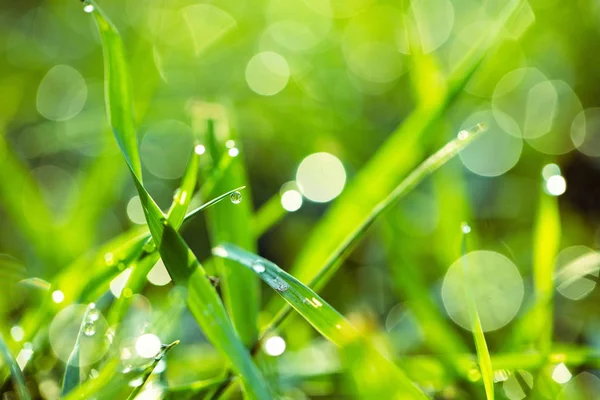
xmin=86 ymin=3 xmax=269 ymax=397
xmin=213 ymin=244 xmax=428 ymax=399
xmin=125 ymin=340 xmax=179 ymax=400
xmin=264 ymin=0 xmax=524 ymax=334
xmin=252 ymin=193 xmax=287 ymax=238
xmin=89 ymin=2 xmax=142 ymax=179
xmin=61 ymin=303 xmax=97 ymax=396
xmin=380 ymin=221 xmax=469 ymax=368
xmin=0 ymin=333 xmax=31 ymax=400
xmin=503 ymin=187 xmax=560 ymax=352
xmin=461 ymin=226 xmax=494 ymax=400
xmin=108 ymin=148 xmax=200 ymax=325
xmin=264 ymin=123 xmax=488 ymax=333
xmin=532 ymin=190 xmax=561 ymax=354
xmin=197 ymin=115 xmax=259 ymax=348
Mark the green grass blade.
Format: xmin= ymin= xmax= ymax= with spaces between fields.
xmin=213 ymin=243 xmax=356 ymax=344
xmin=461 ymin=228 xmax=494 ymax=400
xmin=264 ymin=0 xmax=524 ymax=331
xmin=264 ymin=123 xmax=487 ymax=331
xmin=252 ymin=193 xmax=287 ymax=238
xmin=532 ymin=191 xmax=560 ymax=354
xmin=161 ymin=226 xmax=270 ymax=398
xmin=61 ymin=303 xmax=97 ymax=396
xmin=167 ymin=149 xmax=201 ymax=227
xmin=381 ymin=221 xmax=469 ymax=365
xmin=503 ymin=188 xmax=561 ymax=351
xmin=0 ymin=333 xmax=31 ymax=400
xmin=108 ymin=148 xmax=201 ymax=325
xmin=125 ymin=340 xmax=179 ymax=400
xmin=87 ymin=3 xmax=270 ymax=397
xmin=88 ymin=1 xmax=142 ymax=179
xmin=200 ymin=118 xmax=259 ymax=347
xmin=213 ymin=244 xmax=428 ymax=399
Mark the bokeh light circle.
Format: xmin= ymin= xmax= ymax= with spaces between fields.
xmin=555 ymin=246 xmax=600 ymax=301
xmin=49 ymin=304 xmax=110 ymax=366
xmin=458 ymin=109 xmax=523 ymax=177
xmin=141 ymin=120 xmax=194 ymax=180
xmin=245 ymin=52 xmax=290 ymax=96
xmin=571 ymin=107 xmax=600 ymax=157
xmin=37 ymin=65 xmax=87 ymax=121
xmin=558 ymin=372 xmax=600 ymax=400
xmin=303 ymin=0 xmax=374 ymax=19
xmin=296 ymin=152 xmax=346 ymax=203
xmin=442 ymin=250 xmax=524 ymax=332
xmin=492 ymin=68 xmax=552 ymax=139
xmin=396 ymin=0 xmax=455 ymax=54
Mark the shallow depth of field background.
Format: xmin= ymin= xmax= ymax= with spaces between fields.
xmin=1 ymin=0 xmax=600 ymax=399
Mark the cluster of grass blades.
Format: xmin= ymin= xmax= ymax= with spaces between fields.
xmin=1 ymin=0 xmax=598 ymax=399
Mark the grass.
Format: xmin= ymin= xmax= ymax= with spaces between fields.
xmin=0 ymin=0 xmax=598 ymax=399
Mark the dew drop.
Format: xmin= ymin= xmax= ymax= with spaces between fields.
xmin=143 ymin=240 xmax=156 ymax=253
xmin=105 ymin=253 xmax=115 ymax=266
xmin=266 ymin=276 xmax=289 ymax=292
xmin=230 ymin=191 xmax=242 ymax=204
xmin=87 ymin=309 xmax=100 ymax=323
xmin=83 ymin=323 xmax=96 ymax=337
xmin=252 ymin=261 xmax=266 ymax=273
xmin=461 ymin=222 xmax=471 ymax=234
xmin=457 ymin=130 xmax=469 ymax=140
xmin=83 ymin=3 xmax=95 ymax=13
xmin=128 ymin=377 xmax=144 ymax=387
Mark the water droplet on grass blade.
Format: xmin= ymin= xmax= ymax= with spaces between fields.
xmin=457 ymin=130 xmax=469 ymax=140
xmin=83 ymin=2 xmax=94 ymax=13
xmin=461 ymin=222 xmax=471 ymax=234
xmin=230 ymin=191 xmax=242 ymax=204
xmin=252 ymin=261 xmax=266 ymax=273
xmin=84 ymin=323 xmax=96 ymax=337
xmin=87 ymin=309 xmax=100 ymax=322
xmin=265 ymin=275 xmax=289 ymax=292
xmin=143 ymin=240 xmax=156 ymax=253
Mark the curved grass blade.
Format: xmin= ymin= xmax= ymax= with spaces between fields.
xmin=61 ymin=303 xmax=97 ymax=396
xmin=532 ymin=192 xmax=561 ymax=354
xmin=461 ymin=227 xmax=494 ymax=400
xmin=88 ymin=1 xmax=142 ymax=179
xmin=503 ymin=190 xmax=560 ymax=351
xmin=263 ymin=0 xmax=524 ymax=337
xmin=213 ymin=244 xmax=355 ymax=344
xmin=264 ymin=123 xmax=487 ymax=333
xmin=212 ymin=244 xmax=428 ymax=399
xmin=108 ymin=148 xmax=201 ymax=325
xmin=200 ymin=117 xmax=259 ymax=347
xmin=86 ymin=3 xmax=269 ymax=397
xmin=0 ymin=333 xmax=31 ymax=400
xmin=381 ymin=220 xmax=469 ymax=369
xmin=126 ymin=341 xmax=179 ymax=400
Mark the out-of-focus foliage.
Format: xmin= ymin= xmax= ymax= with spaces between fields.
xmin=1 ymin=0 xmax=600 ymax=399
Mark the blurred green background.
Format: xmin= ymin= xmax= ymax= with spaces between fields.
xmin=1 ymin=0 xmax=600 ymax=398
